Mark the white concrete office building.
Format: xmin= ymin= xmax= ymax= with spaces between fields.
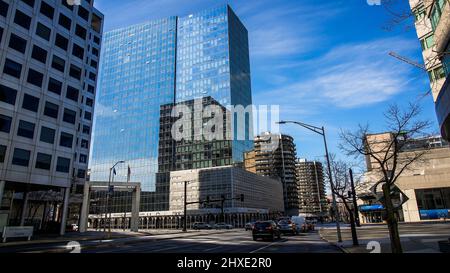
xmin=0 ymin=0 xmax=103 ymax=235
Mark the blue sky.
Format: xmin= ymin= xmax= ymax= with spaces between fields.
xmin=93 ymin=0 xmax=438 ymax=162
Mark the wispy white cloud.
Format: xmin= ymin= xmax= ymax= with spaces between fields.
xmin=256 ymin=37 xmax=419 ymax=111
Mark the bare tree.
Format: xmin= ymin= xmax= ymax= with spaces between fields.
xmin=324 ymin=155 xmax=362 ymax=246
xmin=339 ymin=103 xmax=431 ymax=253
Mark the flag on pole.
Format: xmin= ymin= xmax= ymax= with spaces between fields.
xmin=127 ymin=165 xmax=131 ymax=183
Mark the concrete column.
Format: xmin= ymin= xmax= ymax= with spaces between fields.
xmin=59 ymin=187 xmax=70 ymax=236
xmin=403 ymin=189 xmax=421 ymax=222
xmin=0 ymin=181 xmax=5 ymax=206
xmin=130 ymin=185 xmax=140 ymax=232
xmin=79 ymin=183 xmax=90 ymax=233
xmin=20 ymin=192 xmax=29 ymax=226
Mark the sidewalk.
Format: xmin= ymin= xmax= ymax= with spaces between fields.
xmin=319 ymin=226 xmax=445 ymax=253
xmin=0 ymin=229 xmax=201 ymax=248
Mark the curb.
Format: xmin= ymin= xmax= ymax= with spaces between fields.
xmin=318 ymin=228 xmax=348 ymax=254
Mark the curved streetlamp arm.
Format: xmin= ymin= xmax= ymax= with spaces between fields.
xmin=277 ymin=121 xmax=324 ymax=136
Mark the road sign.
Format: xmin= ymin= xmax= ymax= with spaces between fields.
xmin=369 ymin=181 xmax=408 ymax=210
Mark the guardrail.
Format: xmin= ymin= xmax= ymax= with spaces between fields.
xmin=2 ymin=226 xmax=34 ymax=243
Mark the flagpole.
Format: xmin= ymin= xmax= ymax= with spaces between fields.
xmin=124 ymin=165 xmax=131 ymax=231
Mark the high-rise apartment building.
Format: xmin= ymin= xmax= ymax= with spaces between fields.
xmin=409 ymin=0 xmax=450 ymax=139
xmin=0 ymin=0 xmax=103 ymax=234
xmin=245 ymin=132 xmax=298 ymax=215
xmin=89 ymin=5 xmax=253 ymax=214
xmin=295 ymin=159 xmax=327 ymax=217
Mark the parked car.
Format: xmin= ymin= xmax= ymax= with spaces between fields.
xmin=192 ymin=222 xmax=212 ymax=230
xmin=252 ymin=221 xmax=281 ymax=241
xmin=245 ymin=222 xmax=255 ymax=231
xmin=213 ymin=223 xmax=233 ymax=229
xmin=277 ymin=220 xmax=298 ymax=235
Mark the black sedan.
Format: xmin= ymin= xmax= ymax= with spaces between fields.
xmin=252 ymin=221 xmax=281 ymax=241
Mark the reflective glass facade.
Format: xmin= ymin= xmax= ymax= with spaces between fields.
xmin=90 ymin=17 xmax=177 ymax=192
xmin=90 ymin=5 xmax=253 ymax=211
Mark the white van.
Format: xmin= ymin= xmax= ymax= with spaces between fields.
xmin=290 ymin=216 xmax=307 ymax=233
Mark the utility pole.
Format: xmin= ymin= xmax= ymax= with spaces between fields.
xmin=349 ymin=168 xmax=361 ymax=227
xmin=183 ymin=181 xmax=187 ymax=232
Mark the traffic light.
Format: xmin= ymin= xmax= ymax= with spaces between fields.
xmin=221 ymin=195 xmax=225 ymax=201
xmin=206 ymin=196 xmax=210 ymax=204
xmin=240 ymin=194 xmax=244 ymax=202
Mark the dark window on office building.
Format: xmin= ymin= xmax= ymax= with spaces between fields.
xmin=3 ymin=59 xmax=22 ymax=78
xmin=79 ymin=154 xmax=87 ymax=164
xmin=60 ymin=132 xmax=73 ymax=148
xmin=51 ymin=55 xmax=65 ymax=72
xmin=14 ymin=10 xmax=31 ymax=29
xmin=63 ymin=108 xmax=76 ymax=124
xmin=78 ymin=6 xmax=89 ymax=21
xmin=40 ymin=126 xmax=55 ymax=144
xmin=90 ymin=59 xmax=98 ymax=69
xmin=88 ymin=72 xmax=96 ymax=81
xmin=82 ymin=125 xmax=90 ymax=135
xmin=93 ymin=36 xmax=100 ymax=45
xmin=0 ymin=114 xmax=12 ymax=133
xmin=8 ymin=34 xmax=27 ymax=53
xmin=31 ymin=45 xmax=47 ymax=63
xmin=12 ymin=148 xmax=30 ymax=167
xmin=21 ymin=0 xmax=35 ymax=7
xmin=27 ymin=69 xmax=44 ymax=87
xmin=43 ymin=101 xmax=58 ymax=118
xmin=39 ymin=1 xmax=54 ymax=19
xmin=47 ymin=78 xmax=62 ymax=95
xmin=75 ymin=24 xmax=87 ymax=40
xmin=84 ymin=111 xmax=92 ymax=121
xmin=72 ymin=43 xmax=84 ymax=60
xmin=0 ymin=1 xmax=8 ymax=18
xmin=58 ymin=13 xmax=72 ymax=30
xmin=85 ymin=97 xmax=93 ymax=107
xmin=77 ymin=169 xmax=86 ymax=178
xmin=17 ymin=120 xmax=35 ymax=139
xmin=66 ymin=86 xmax=79 ymax=102
xmin=0 ymin=145 xmax=6 ymax=163
xmin=35 ymin=152 xmax=51 ymax=170
xmin=55 ymin=34 xmax=69 ymax=51
xmin=81 ymin=139 xmax=89 ymax=149
xmin=69 ymin=65 xmax=82 ymax=80
xmin=22 ymin=94 xmax=40 ymax=112
xmin=91 ymin=13 xmax=102 ymax=33
xmin=92 ymin=47 xmax=99 ymax=57
xmin=0 ymin=84 xmax=18 ymax=105
xmin=87 ymin=84 xmax=95 ymax=94
xmin=36 ymin=23 xmax=51 ymax=40
xmin=56 ymin=157 xmax=70 ymax=173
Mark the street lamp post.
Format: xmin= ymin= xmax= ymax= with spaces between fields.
xmin=106 ymin=160 xmax=125 ymax=238
xmin=277 ymin=120 xmax=342 ymax=242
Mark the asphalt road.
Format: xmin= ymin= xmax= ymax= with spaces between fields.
xmin=0 ymin=230 xmax=342 ymax=253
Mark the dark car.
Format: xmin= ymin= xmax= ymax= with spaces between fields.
xmin=252 ymin=221 xmax=281 ymax=241
xmin=193 ymin=222 xmax=212 ymax=230
xmin=277 ymin=220 xmax=298 ymax=235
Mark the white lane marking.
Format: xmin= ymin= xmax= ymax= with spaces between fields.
xmin=203 ymin=245 xmax=224 ymax=252
xmin=250 ymin=241 xmax=279 ymax=253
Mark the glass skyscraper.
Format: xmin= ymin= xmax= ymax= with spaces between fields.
xmin=90 ymin=5 xmax=253 ymax=212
